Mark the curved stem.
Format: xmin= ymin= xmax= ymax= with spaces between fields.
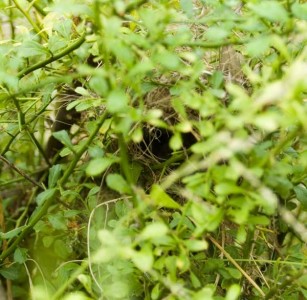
xmin=18 ymin=32 xmax=86 ymax=78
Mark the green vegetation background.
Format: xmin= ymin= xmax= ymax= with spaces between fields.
xmin=0 ymin=0 xmax=306 ymax=299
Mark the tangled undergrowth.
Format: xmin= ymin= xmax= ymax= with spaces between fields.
xmin=0 ymin=1 xmax=307 ymax=299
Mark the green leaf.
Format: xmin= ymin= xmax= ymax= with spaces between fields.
xmin=106 ymin=89 xmax=129 ymax=113
xmin=154 ymin=50 xmax=181 ymax=70
xmin=88 ymin=146 xmax=104 ymax=158
xmin=33 ymin=221 xmax=49 ymax=234
xmin=140 ymin=222 xmax=168 ymax=240
xmin=225 ymin=284 xmax=241 ymax=300
xmin=215 ymin=182 xmax=243 ymax=195
xmin=190 ymin=203 xmax=224 ymax=233
xmin=184 ymin=239 xmax=208 ymax=252
xmin=227 ymin=268 xmax=242 ymax=279
xmin=75 ymin=86 xmax=90 ymax=96
xmin=89 ymin=76 xmax=109 ymax=96
xmin=54 ymin=239 xmax=72 ymax=259
xmin=19 ymin=40 xmax=49 ymax=58
xmin=48 ymin=164 xmax=62 ymax=188
xmin=0 ymin=264 xmax=22 ymax=280
xmin=190 ymin=271 xmax=201 ymax=289
xmin=205 ymin=27 xmax=229 ymax=41
xmin=253 ymin=112 xmax=279 ymax=132
xmin=97 ymin=229 xmax=118 ymax=247
xmin=249 ymin=1 xmax=288 ymax=23
xmin=245 ymin=36 xmax=271 ymax=57
xmin=47 ymin=1 xmax=91 ymax=15
xmin=109 ymin=40 xmax=135 ymax=65
xmin=59 ymin=147 xmax=72 ymax=157
xmin=150 ymin=184 xmax=181 ymax=209
xmin=193 ymin=286 xmax=215 ymax=300
xmin=104 ymin=282 xmax=130 ymax=300
xmin=43 ymin=236 xmax=54 ymax=248
xmin=236 ymin=225 xmax=247 ymax=244
xmin=53 ymin=18 xmax=73 ymax=38
xmin=48 ymin=35 xmax=67 ymax=53
xmin=63 ymin=210 xmax=80 ymax=218
xmin=52 ymin=130 xmax=74 ymax=149
xmin=151 ymin=284 xmax=161 ymax=300
xmin=86 ymin=157 xmax=117 ymax=177
xmin=130 ymin=161 xmax=143 ymax=184
xmin=169 ymin=132 xmax=182 ymax=150
xmin=77 ymin=274 xmax=93 ymax=295
xmin=294 ymin=185 xmax=307 ymax=210
xmin=48 ymin=213 xmax=67 ymax=230
xmin=0 ymin=226 xmax=26 ymax=239
xmin=180 ymin=0 xmax=194 ymax=17
xmin=106 ymin=173 xmax=131 ymax=194
xmin=131 ymin=245 xmax=154 ymax=272
xmin=115 ymin=201 xmax=129 ymax=218
xmin=249 ymin=215 xmax=270 ymax=226
xmin=292 ymin=3 xmax=307 ymax=20
xmin=36 ymin=188 xmax=57 ymax=206
xmin=128 ymin=59 xmax=154 ymax=78
xmin=14 ymin=248 xmax=28 ymax=264
xmin=74 ymin=99 xmax=101 ymax=112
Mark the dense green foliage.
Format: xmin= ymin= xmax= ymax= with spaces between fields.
xmin=0 ymin=0 xmax=307 ymax=299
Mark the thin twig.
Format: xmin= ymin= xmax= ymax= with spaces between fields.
xmin=0 ymin=155 xmax=44 ymax=190
xmin=11 ymin=0 xmax=48 ymax=41
xmin=207 ymin=235 xmax=265 ymax=298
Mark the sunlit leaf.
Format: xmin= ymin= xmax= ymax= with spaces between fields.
xmin=106 ymin=173 xmax=131 ymax=194
xmin=249 ymin=1 xmax=289 ymax=23
xmin=48 ymin=164 xmax=62 ymax=188
xmin=225 ymin=284 xmax=241 ymax=300
xmin=184 ymin=239 xmax=208 ymax=252
xmin=52 ymin=130 xmax=74 ymax=149
xmin=131 ymin=245 xmax=154 ymax=272
xmin=86 ymin=157 xmax=117 ymax=177
xmin=19 ymin=40 xmax=49 ymax=58
xmin=140 ymin=222 xmax=168 ymax=240
xmin=150 ymin=184 xmax=181 ymax=209
xmin=36 ymin=188 xmax=57 ymax=206
xmin=14 ymin=248 xmax=28 ymax=264
xmin=180 ymin=0 xmax=194 ymax=17
xmin=106 ymin=89 xmax=129 ymax=113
